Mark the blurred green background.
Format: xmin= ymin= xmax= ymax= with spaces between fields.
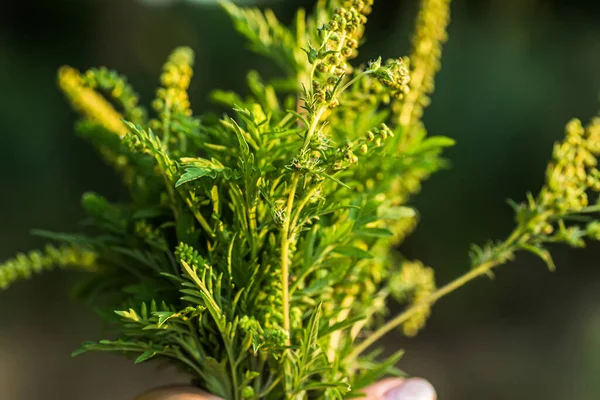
xmin=1 ymin=0 xmax=600 ymax=399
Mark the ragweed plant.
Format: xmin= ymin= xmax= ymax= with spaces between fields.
xmin=1 ymin=0 xmax=599 ymax=399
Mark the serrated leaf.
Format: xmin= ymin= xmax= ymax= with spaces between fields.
xmin=176 ymin=167 xmax=219 ymax=187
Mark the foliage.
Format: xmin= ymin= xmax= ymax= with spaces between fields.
xmin=1 ymin=0 xmax=599 ymax=399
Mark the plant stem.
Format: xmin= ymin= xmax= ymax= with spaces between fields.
xmin=281 ymin=173 xmax=300 ymax=342
xmin=180 ymin=192 xmax=216 ymax=238
xmin=328 ymin=294 xmax=355 ymax=361
xmin=347 ymin=259 xmax=498 ymax=360
xmin=302 ymin=107 xmax=326 ymax=150
xmin=348 ymin=226 xmax=526 ymax=360
xmin=290 ymin=183 xmax=323 ymax=232
xmin=161 ymin=98 xmax=172 ymax=146
xmin=337 ymin=70 xmax=374 ymax=95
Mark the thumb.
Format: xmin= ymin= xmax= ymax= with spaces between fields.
xmin=362 ymin=377 xmax=437 ymax=400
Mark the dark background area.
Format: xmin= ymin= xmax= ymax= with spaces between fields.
xmin=1 ymin=0 xmax=600 ymax=399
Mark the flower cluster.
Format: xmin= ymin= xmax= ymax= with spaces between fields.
xmin=472 ymin=115 xmax=600 ymax=272
xmin=387 ymin=207 xmax=419 ymax=246
xmin=386 ymin=166 xmax=432 ymax=204
xmin=365 ymin=122 xmax=395 ymax=148
xmin=175 ymin=242 xmax=206 ymax=273
xmin=315 ymin=0 xmax=373 ymax=76
xmin=368 ymin=57 xmax=411 ymax=101
xmin=541 ymin=118 xmax=600 ymax=212
xmin=333 ymin=140 xmax=359 ymax=170
xmin=389 ymin=260 xmax=436 ymax=336
xmin=586 ymin=220 xmax=600 ymax=240
xmin=323 ymin=122 xmax=397 ymax=173
xmin=82 ymin=67 xmax=146 ymax=124
xmin=151 ymin=47 xmax=194 ymax=133
xmin=395 ymin=0 xmax=451 ymax=127
xmin=58 ymin=66 xmax=128 ymax=136
xmin=306 ymin=0 xmax=374 ymax=111
xmin=135 ymin=220 xmax=168 ymax=250
xmin=0 ymin=245 xmax=97 ymax=290
xmin=287 ymin=149 xmax=326 ymax=175
xmin=255 ymin=263 xmax=284 ymax=329
xmin=503 ymin=115 xmax=600 ymax=247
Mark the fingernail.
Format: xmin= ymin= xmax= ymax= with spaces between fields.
xmin=383 ymin=377 xmax=436 ymax=400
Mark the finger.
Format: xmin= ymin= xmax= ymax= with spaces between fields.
xmin=362 ymin=377 xmax=437 ymax=400
xmin=134 ymin=385 xmax=223 ymax=400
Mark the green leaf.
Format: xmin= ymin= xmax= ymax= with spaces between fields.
xmin=332 ymin=246 xmax=373 ymax=259
xmin=180 ymin=260 xmax=226 ymax=332
xmin=301 ymin=302 xmax=322 ymax=356
xmin=519 ymin=243 xmax=556 ymax=271
xmin=176 ymin=166 xmax=219 ymax=187
xmin=356 ymin=227 xmax=394 ymax=238
xmin=230 ymin=118 xmax=250 ymax=156
xmin=351 ymin=349 xmax=405 ymax=392
xmin=153 ymin=311 xmax=177 ymax=327
xmin=320 ymin=315 xmax=366 ymax=338
xmin=135 ymin=350 xmax=157 ymax=364
xmin=220 ymin=0 xmax=300 ymax=75
xmin=71 ymin=346 xmax=91 ymax=357
xmin=409 ymin=135 xmax=455 ymax=154
xmin=321 ymin=172 xmax=350 ymax=189
xmin=378 ymin=205 xmax=416 ymax=221
xmin=210 ymin=89 xmax=245 ymax=108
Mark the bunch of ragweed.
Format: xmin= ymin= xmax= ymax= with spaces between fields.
xmin=2 ymin=1 xmax=600 ymax=399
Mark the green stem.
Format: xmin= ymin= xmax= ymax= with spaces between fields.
xmin=179 ymin=191 xmax=216 ymax=238
xmin=337 ymin=70 xmax=374 ymax=95
xmin=281 ymin=173 xmax=300 ymax=341
xmin=161 ymin=98 xmax=172 ymax=146
xmin=226 ymin=340 xmax=240 ymax=400
xmin=347 ymin=259 xmax=498 ymax=361
xmin=348 ymin=228 xmax=526 ymax=360
xmin=302 ymin=106 xmax=326 ymax=150
xmin=289 ymin=183 xmax=323 ymax=232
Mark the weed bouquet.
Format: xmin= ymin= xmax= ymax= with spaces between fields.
xmin=1 ymin=0 xmax=599 ymax=399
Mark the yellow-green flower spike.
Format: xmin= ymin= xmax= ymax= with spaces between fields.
xmin=154 ymin=46 xmax=194 ymax=118
xmin=58 ymin=66 xmax=128 ymax=136
xmin=389 ymin=260 xmax=436 ymax=336
xmin=0 ymin=245 xmax=98 ymax=290
xmin=395 ymin=0 xmax=451 ymax=129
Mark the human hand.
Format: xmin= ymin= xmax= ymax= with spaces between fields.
xmin=136 ymin=377 xmax=436 ymax=400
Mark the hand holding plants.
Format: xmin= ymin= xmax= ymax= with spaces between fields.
xmin=1 ymin=0 xmax=598 ymax=399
